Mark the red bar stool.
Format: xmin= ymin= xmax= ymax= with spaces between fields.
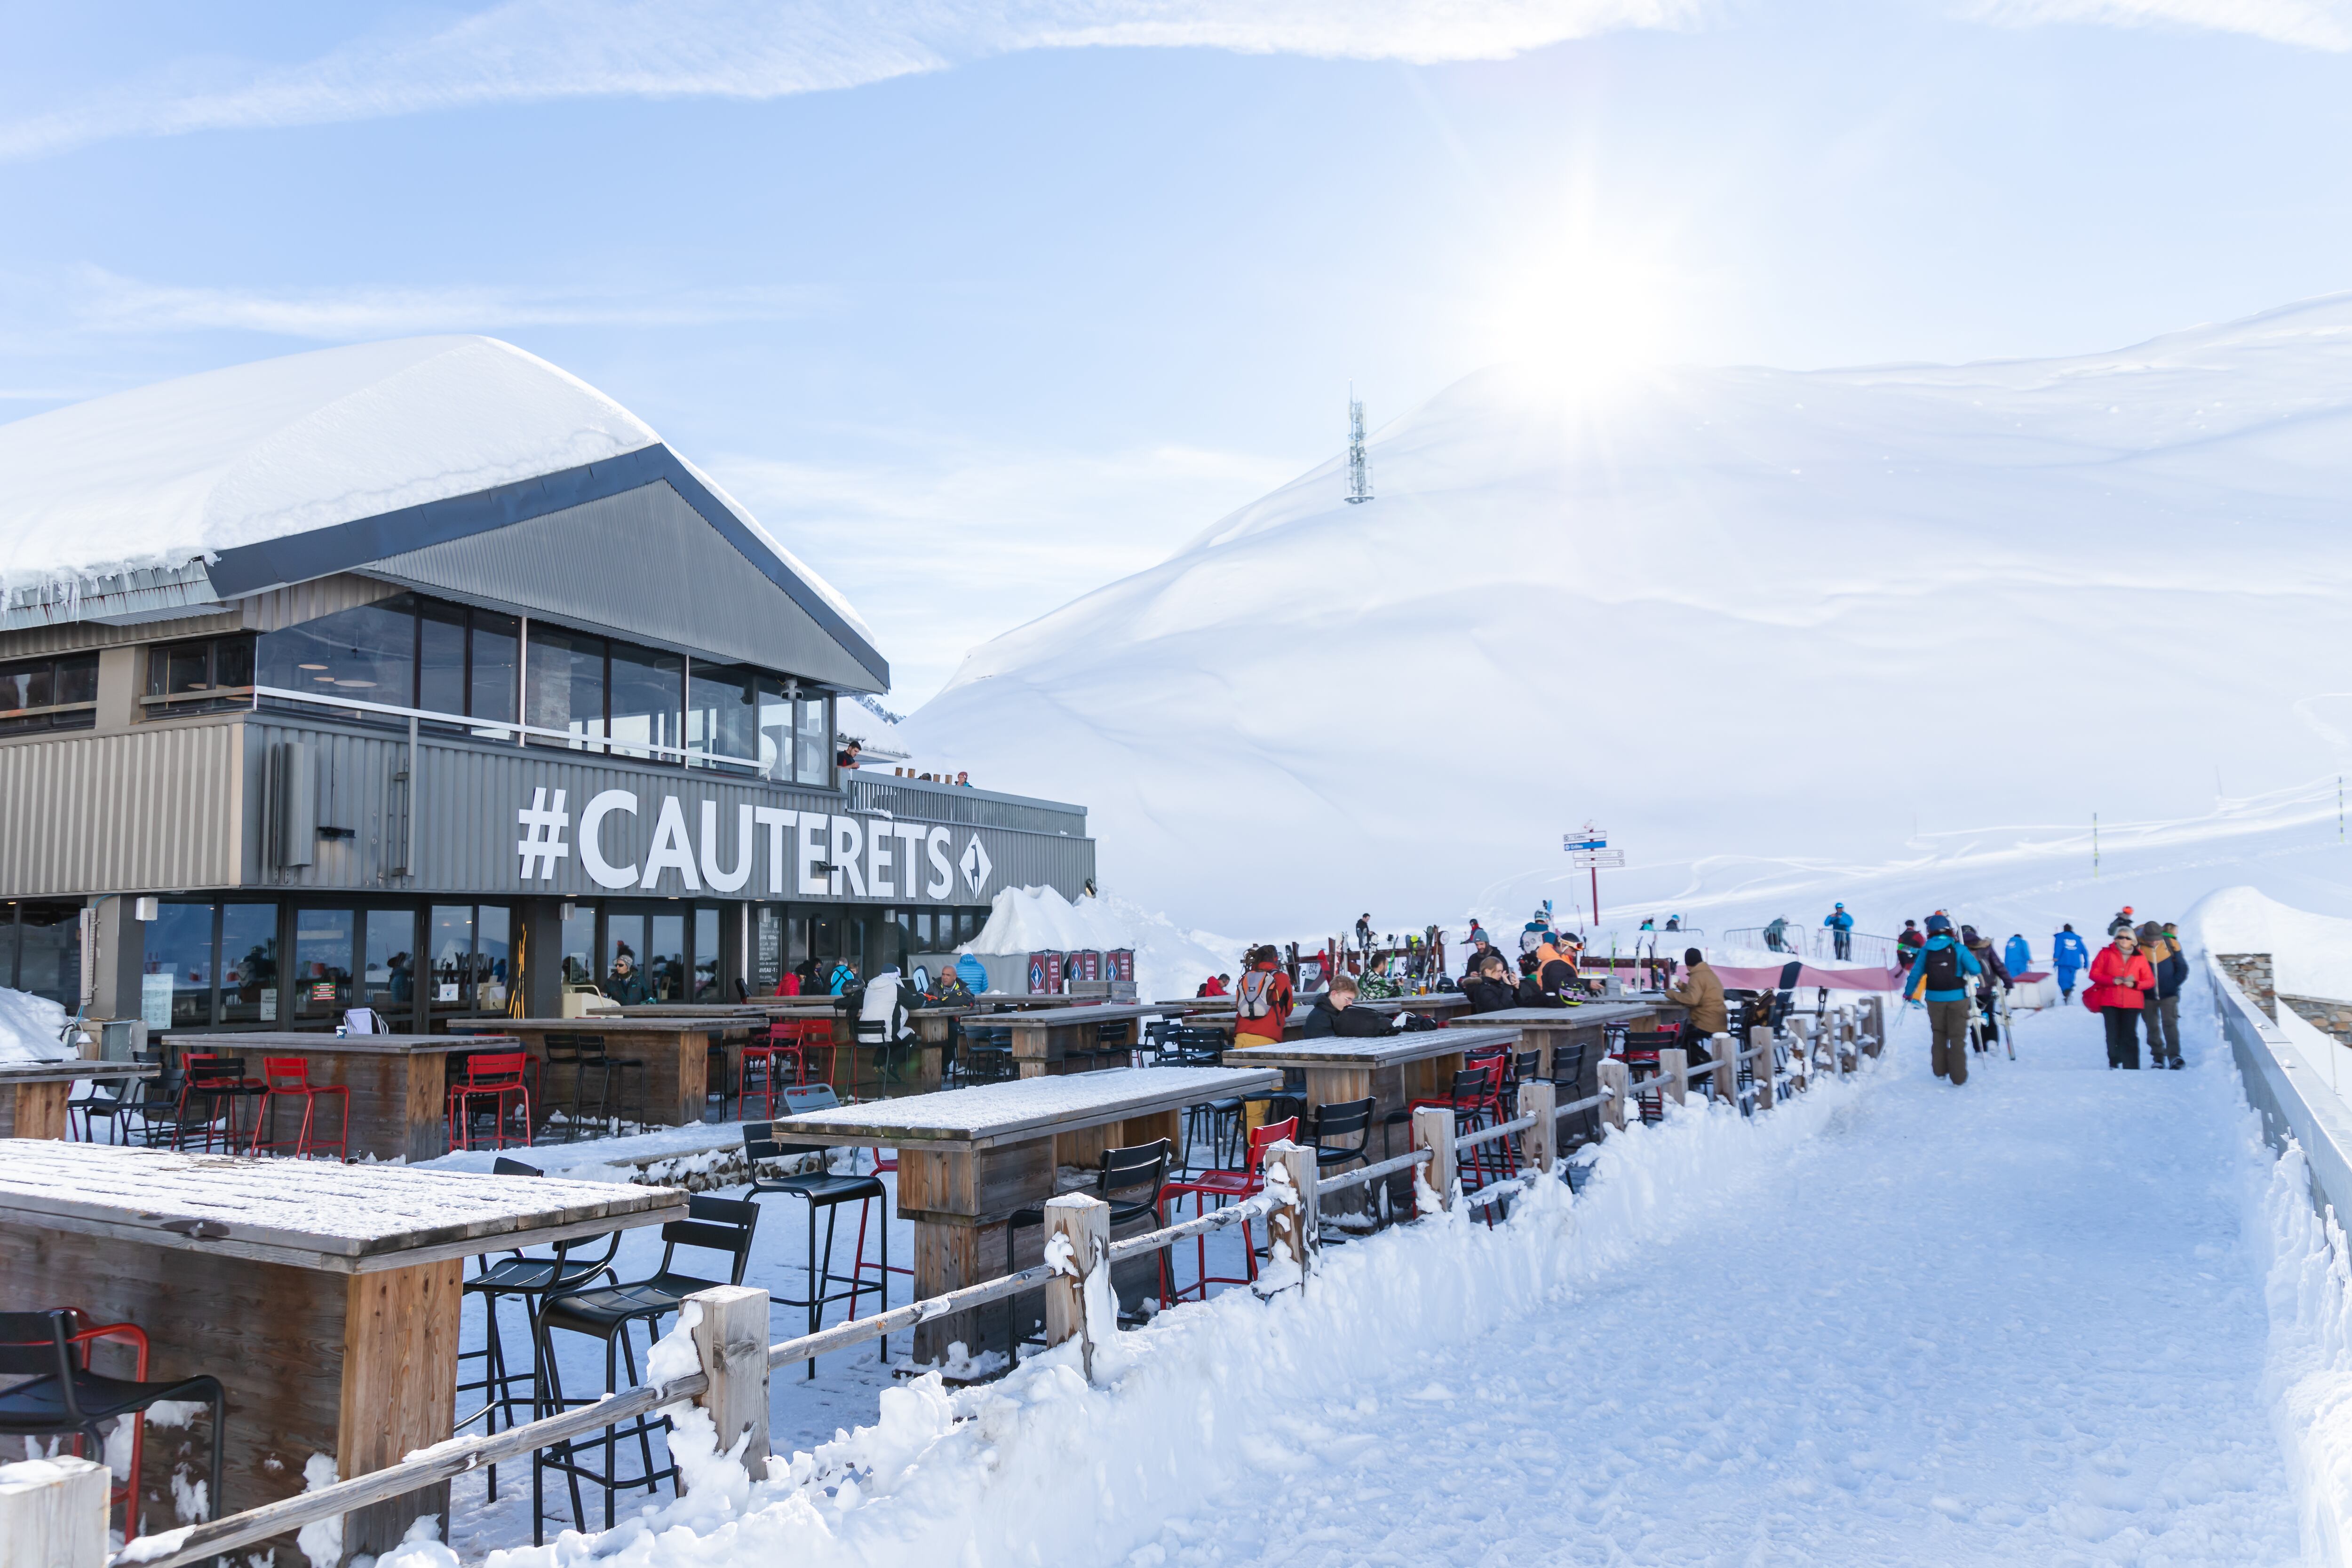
xmin=739 ymin=1022 xmax=798 ymax=1118
xmin=1161 ymin=1116 xmax=1296 ymax=1301
xmin=447 ymin=1051 xmax=534 ymax=1151
xmin=792 ymin=1017 xmax=837 ymax=1088
xmin=249 ymin=1056 xmax=351 ymax=1160
xmin=174 ymin=1053 xmax=266 ymax=1152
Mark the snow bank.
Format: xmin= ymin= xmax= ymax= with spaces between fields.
xmin=960 ymin=886 xmax=1240 ymax=1003
xmin=0 ymin=987 xmax=72 ymax=1063
xmin=481 ymin=1061 xmax=1875 ymax=1568
xmin=2250 ymin=1101 xmax=2352 ymax=1561
xmin=2186 ymin=885 xmax=2352 ymax=1002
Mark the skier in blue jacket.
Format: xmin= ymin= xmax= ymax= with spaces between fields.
xmin=2050 ymin=924 xmax=2090 ymax=1003
xmin=2003 ymin=934 xmax=2032 ymax=977
xmin=1904 ymin=913 xmax=1983 ymax=1084
xmin=1823 ymin=903 xmax=1855 ymax=961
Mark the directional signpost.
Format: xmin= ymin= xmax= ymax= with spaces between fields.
xmin=1563 ymin=824 xmax=1624 ymax=927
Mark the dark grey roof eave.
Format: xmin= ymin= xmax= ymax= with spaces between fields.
xmin=202 ymin=443 xmax=890 ymax=689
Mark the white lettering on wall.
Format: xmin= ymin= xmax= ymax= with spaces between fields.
xmin=866 ymin=821 xmax=893 ymax=897
xmin=640 ymin=795 xmax=704 ymax=891
xmin=699 ymin=800 xmax=755 ymax=893
xmin=795 ymin=814 xmax=829 ymax=896
xmin=894 ymin=822 xmax=928 ymax=897
xmin=831 ymin=814 xmax=866 ymax=897
xmin=925 ymin=825 xmax=953 ymax=898
xmin=579 ymin=790 xmax=641 ymax=889
xmin=755 ymin=807 xmax=794 ymax=895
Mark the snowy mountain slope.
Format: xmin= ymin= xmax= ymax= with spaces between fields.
xmin=902 ymin=295 xmax=2352 ymax=932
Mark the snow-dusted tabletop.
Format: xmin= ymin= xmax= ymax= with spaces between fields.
xmin=161 ymin=1030 xmax=495 ymax=1055
xmin=770 ymin=1065 xmax=1282 ymax=1149
xmin=1464 ymin=1003 xmax=1673 ymax=1028
xmin=0 ymin=1139 xmax=684 ymax=1273
xmin=1001 ymin=1003 xmax=1157 ymax=1029
xmin=448 ymin=1016 xmax=750 ymax=1035
xmin=0 ymin=1060 xmax=156 ymax=1084
xmin=1228 ymin=1023 xmax=1526 ymax=1069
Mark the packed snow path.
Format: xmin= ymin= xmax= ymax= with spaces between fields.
xmin=1132 ymin=1000 xmax=2296 ymax=1566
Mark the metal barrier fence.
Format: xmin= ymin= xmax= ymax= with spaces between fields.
xmin=50 ymin=1010 xmax=1882 ymax=1568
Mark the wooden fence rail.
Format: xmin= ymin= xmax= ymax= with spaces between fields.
xmin=88 ymin=1020 xmax=1869 ymax=1568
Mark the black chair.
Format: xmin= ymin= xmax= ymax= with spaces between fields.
xmin=953 ymin=1021 xmax=1016 ymax=1085
xmin=0 ymin=1309 xmax=225 ymax=1531
xmin=1547 ymin=1040 xmax=1594 ymax=1143
xmin=1003 ymin=1139 xmax=1172 ymax=1362
xmin=1307 ymin=1097 xmax=1374 ymax=1238
xmin=742 ymin=1106 xmax=889 ymax=1378
xmin=532 ymin=1195 xmax=760 ymax=1541
xmin=458 ymin=1156 xmax=621 ymax=1501
xmin=68 ymin=1052 xmax=162 ymax=1143
xmin=539 ymin=1034 xmax=588 ymax=1143
xmin=174 ymin=1054 xmax=264 ymax=1151
xmin=570 ymin=1034 xmax=649 ymax=1138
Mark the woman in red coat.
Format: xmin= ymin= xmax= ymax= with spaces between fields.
xmin=2086 ymin=928 xmax=2156 ymax=1069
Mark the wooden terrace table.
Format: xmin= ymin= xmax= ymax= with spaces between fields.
xmin=999 ymin=1003 xmax=1158 ymax=1077
xmin=0 ymin=1060 xmax=154 ymax=1140
xmin=1224 ymin=1023 xmax=1527 ymax=1128
xmin=1395 ymin=993 xmax=1477 ymax=1020
xmin=1468 ymin=1002 xmax=1686 ymax=1115
xmin=772 ymin=1065 xmax=1281 ymax=1360
xmin=447 ymin=1016 xmax=755 ymax=1127
xmin=0 ymin=1141 xmax=683 ymax=1562
xmin=163 ymin=1031 xmax=491 ymax=1162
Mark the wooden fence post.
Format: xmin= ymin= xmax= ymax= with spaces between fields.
xmin=1259 ymin=1139 xmax=1320 ymax=1291
xmin=1751 ymin=1025 xmax=1775 ymax=1109
xmin=1518 ymin=1080 xmax=1557 ymax=1174
xmin=1044 ymin=1194 xmax=1112 ymax=1381
xmin=1659 ymin=1046 xmax=1687 ymax=1109
xmin=1787 ymin=1017 xmax=1812 ymax=1090
xmin=1598 ymin=1059 xmax=1630 ymax=1132
xmin=686 ymin=1284 xmax=771 ymax=1485
xmin=1710 ymin=1034 xmax=1733 ymax=1101
xmin=1412 ymin=1106 xmax=1456 ymax=1215
xmin=0 ymin=1456 xmax=108 ymax=1568
xmin=1860 ymin=995 xmax=1885 ymax=1056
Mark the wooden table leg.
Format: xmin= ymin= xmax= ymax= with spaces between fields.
xmin=673 ymin=1033 xmax=710 ymax=1125
xmin=0 ymin=1080 xmax=72 ymax=1140
xmin=899 ymin=1140 xmax=1053 ymax=1363
xmin=336 ymin=1260 xmax=462 ymax=1560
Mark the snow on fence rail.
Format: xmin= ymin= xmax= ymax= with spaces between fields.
xmin=65 ymin=1011 xmax=1882 ymax=1568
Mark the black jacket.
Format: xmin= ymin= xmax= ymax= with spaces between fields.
xmin=1462 ymin=943 xmax=1505 ymax=978
xmin=1462 ymin=975 xmax=1518 ymax=1014
xmin=1295 ymin=996 xmax=1393 ymax=1038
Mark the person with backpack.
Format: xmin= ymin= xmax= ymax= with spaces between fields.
xmin=827 ymin=958 xmax=858 ymax=996
xmin=1960 ymin=925 xmax=2009 ymax=1053
xmin=2106 ymin=906 xmax=2136 ymax=937
xmin=1355 ymin=913 xmax=1374 ymax=951
xmin=1233 ymin=946 xmax=1293 ymax=1051
xmin=2051 ymin=924 xmax=2090 ymax=1002
xmin=2086 ymin=927 xmax=2155 ymax=1069
xmin=1895 ymin=920 xmax=1923 ymax=971
xmin=1904 ymin=914 xmax=1982 ymax=1085
xmin=1764 ymin=915 xmax=1791 ymax=953
xmin=1519 ymin=909 xmax=1549 ymax=959
xmin=1823 ymin=903 xmax=1855 ymax=961
xmin=2136 ymin=921 xmax=2187 ymax=1069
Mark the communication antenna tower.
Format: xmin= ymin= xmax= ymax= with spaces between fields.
xmin=1345 ymin=384 xmax=1374 ymax=505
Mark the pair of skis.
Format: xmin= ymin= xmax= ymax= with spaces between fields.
xmin=1963 ymin=978 xmax=2016 ymax=1061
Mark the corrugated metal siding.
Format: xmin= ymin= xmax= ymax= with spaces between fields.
xmin=0 ymin=573 xmax=397 ymax=659
xmin=0 ymin=610 xmax=244 ymax=659
xmin=0 ymin=723 xmax=244 ymax=897
xmin=236 ymin=574 xmax=406 ymax=632
xmin=368 ymin=482 xmax=880 ymax=692
xmin=847 ymin=776 xmax=1087 ymax=836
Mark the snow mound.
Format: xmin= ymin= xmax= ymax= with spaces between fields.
xmin=2185 ymin=886 xmax=2352 ymax=1001
xmin=0 ymin=987 xmax=72 ymax=1063
xmin=0 ymin=335 xmax=658 ymax=591
xmin=903 ymin=293 xmax=2352 ymax=932
xmin=961 ymin=885 xmax=1242 ymax=1005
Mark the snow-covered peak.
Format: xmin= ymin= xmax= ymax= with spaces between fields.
xmin=0 ymin=335 xmax=660 ymax=591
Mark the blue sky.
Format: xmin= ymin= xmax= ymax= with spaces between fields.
xmin=4 ymin=0 xmax=2350 ymax=701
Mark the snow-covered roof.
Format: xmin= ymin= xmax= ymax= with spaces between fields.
xmin=0 ymin=336 xmax=658 ymax=592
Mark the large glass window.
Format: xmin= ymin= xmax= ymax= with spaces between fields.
xmin=293 ymin=908 xmax=355 ymax=1021
xmin=648 ymin=911 xmax=687 ymax=1001
xmin=526 ymin=626 xmax=606 ymax=752
xmin=477 ymin=906 xmax=511 ymax=1012
xmin=218 ymin=903 xmax=279 ymax=1027
xmin=143 ymin=902 xmax=216 ymax=1029
xmin=426 ymin=903 xmax=514 ymax=1022
xmin=143 ymin=636 xmax=254 ymax=717
xmin=796 ymin=696 xmax=830 ymax=785
xmin=470 ymin=612 xmax=520 ymax=730
xmin=362 ymin=909 xmax=416 ymax=1022
xmin=0 ymin=653 xmax=98 ymax=734
xmin=417 ymin=600 xmax=468 ymax=719
xmin=693 ymin=907 xmax=721 ymax=1001
xmin=9 ymin=902 xmax=83 ymax=1006
xmin=604 ymin=911 xmax=646 ymax=1000
xmin=560 ymin=903 xmax=596 ymax=987
xmin=255 ymin=597 xmax=415 ymax=709
xmin=609 ymin=644 xmax=682 ymax=762
xmin=686 ymin=665 xmax=763 ymax=774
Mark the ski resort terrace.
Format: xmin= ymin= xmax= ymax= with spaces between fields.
xmin=7 ymin=965 xmax=2347 ymax=1567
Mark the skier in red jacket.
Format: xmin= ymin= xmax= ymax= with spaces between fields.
xmin=2085 ymin=927 xmax=2157 ymax=1070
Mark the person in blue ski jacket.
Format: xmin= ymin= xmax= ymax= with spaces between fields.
xmin=2003 ymin=934 xmax=2032 ymax=978
xmin=1904 ymin=913 xmax=1983 ymax=1084
xmin=2050 ymin=924 xmax=2090 ymax=1003
xmin=1823 ymin=903 xmax=1855 ymax=961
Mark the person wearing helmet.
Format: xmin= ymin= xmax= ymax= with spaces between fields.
xmin=1823 ymin=903 xmax=1855 ymax=961
xmin=2106 ymin=905 xmax=2136 ymax=937
xmin=1903 ymin=913 xmax=1983 ymax=1084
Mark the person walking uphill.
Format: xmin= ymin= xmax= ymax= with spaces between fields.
xmin=2051 ymin=924 xmax=2090 ymax=1003
xmin=2086 ymin=927 xmax=2156 ymax=1069
xmin=1904 ymin=915 xmax=1982 ymax=1085
xmin=1824 ymin=903 xmax=1855 ymax=961
xmin=2137 ymin=921 xmax=2187 ymax=1069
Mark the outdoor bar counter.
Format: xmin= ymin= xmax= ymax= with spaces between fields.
xmin=162 ymin=1031 xmax=491 ymax=1162
xmin=0 ymin=1060 xmax=155 ymax=1140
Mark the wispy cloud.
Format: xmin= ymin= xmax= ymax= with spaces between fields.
xmin=1966 ymin=0 xmax=2352 ymax=48
xmin=0 ymin=0 xmax=1704 ymax=163
xmin=60 ymin=266 xmax=828 ymax=339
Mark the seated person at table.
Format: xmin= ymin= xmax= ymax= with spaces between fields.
xmin=1463 ymin=955 xmax=1518 ymax=1014
xmin=1296 ymin=974 xmax=1395 ymax=1038
xmin=1666 ymin=947 xmax=1726 ymax=1068
xmin=1461 ymin=937 xmax=1507 ymax=980
xmin=604 ymin=950 xmax=649 ymax=1005
xmin=1516 ymin=944 xmax=1581 ymax=1007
